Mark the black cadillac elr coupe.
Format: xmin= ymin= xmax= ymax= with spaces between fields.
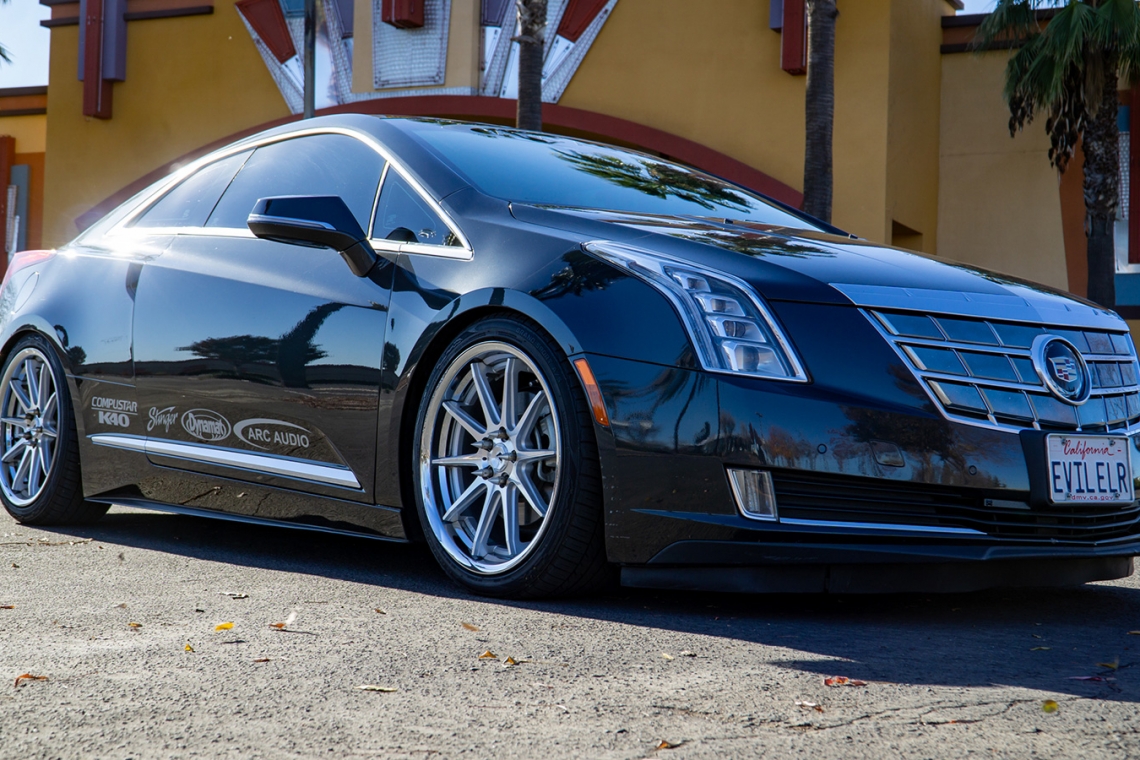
xmin=2 ymin=114 xmax=1138 ymax=597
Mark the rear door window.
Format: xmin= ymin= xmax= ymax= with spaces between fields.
xmin=133 ymin=151 xmax=252 ymax=228
xmin=206 ymin=134 xmax=383 ymax=230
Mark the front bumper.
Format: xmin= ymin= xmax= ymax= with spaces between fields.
xmin=586 ymin=343 xmax=1140 ymax=590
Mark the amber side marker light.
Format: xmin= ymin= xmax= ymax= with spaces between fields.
xmin=1 ymin=249 xmax=55 ymax=292
xmin=572 ymin=358 xmax=610 ymax=427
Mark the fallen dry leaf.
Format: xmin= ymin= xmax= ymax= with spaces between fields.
xmin=11 ymin=563 xmax=18 ymax=568
xmin=795 ymin=700 xmax=824 ymax=712
xmin=656 ymin=740 xmax=682 ymax=750
xmin=1097 ymin=659 xmax=1120 ymax=670
xmin=1042 ymin=700 xmax=1059 ymax=713
xmin=478 ymin=650 xmax=498 ymax=660
xmin=661 ymin=652 xmax=675 ymax=661
xmin=214 ymin=622 xmax=234 ymax=631
xmin=374 ymin=607 xmax=387 ymax=615
xmin=14 ymin=673 xmax=47 ymax=688
xmin=184 ymin=643 xmax=194 ymax=652
xmin=114 ymin=603 xmax=127 ymax=609
xmin=128 ymin=622 xmax=142 ymax=628
xmin=503 ymin=657 xmax=518 ymax=667
xmin=679 ymin=650 xmax=695 ymax=657
xmin=269 ymin=623 xmax=286 ymax=630
xmin=219 ymin=592 xmax=249 ymax=599
xmin=1128 ymin=631 xmax=1140 ymax=636
xmin=461 ymin=622 xmax=480 ymax=631
xmin=1031 ymin=646 xmax=1051 ymax=651
xmin=253 ymin=658 xmax=270 ymax=663
xmin=0 ymin=604 xmax=13 ymax=610
xmin=824 ymin=676 xmax=868 ymax=687
xmin=357 ymin=685 xmax=397 ymax=692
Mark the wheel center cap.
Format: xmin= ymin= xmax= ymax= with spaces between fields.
xmin=487 ymin=442 xmax=514 ymax=475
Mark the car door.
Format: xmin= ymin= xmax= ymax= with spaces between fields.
xmin=131 ymin=131 xmax=392 ymax=505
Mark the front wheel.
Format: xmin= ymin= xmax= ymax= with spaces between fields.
xmin=414 ymin=316 xmax=609 ymax=598
xmin=0 ymin=334 xmax=105 ymax=525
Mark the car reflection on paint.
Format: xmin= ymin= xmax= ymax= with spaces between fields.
xmin=0 ymin=115 xmax=1138 ymax=598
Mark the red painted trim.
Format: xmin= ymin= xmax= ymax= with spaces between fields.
xmin=1130 ymin=84 xmax=1139 ymax=265
xmin=236 ymin=0 xmax=295 ymax=64
xmin=0 ymin=136 xmax=14 ymax=268
xmin=781 ymin=0 xmax=806 ymax=76
xmin=557 ymin=0 xmax=608 ymax=43
xmin=75 ymin=96 xmax=803 ymax=231
xmin=82 ymin=0 xmax=112 ymax=119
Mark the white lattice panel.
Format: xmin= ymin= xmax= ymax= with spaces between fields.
xmin=373 ymin=0 xmax=452 ymax=89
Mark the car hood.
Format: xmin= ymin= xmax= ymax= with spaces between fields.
xmin=511 ymin=205 xmax=1119 ymax=329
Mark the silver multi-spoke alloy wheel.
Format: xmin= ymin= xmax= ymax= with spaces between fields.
xmin=419 ymin=341 xmax=561 ymax=575
xmin=0 ymin=347 xmax=59 ymax=507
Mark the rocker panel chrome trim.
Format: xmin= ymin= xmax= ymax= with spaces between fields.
xmin=89 ymin=434 xmax=361 ymax=490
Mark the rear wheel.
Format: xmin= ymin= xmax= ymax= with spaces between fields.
xmin=0 ymin=335 xmax=105 ymax=525
xmin=414 ymin=316 xmax=608 ymax=598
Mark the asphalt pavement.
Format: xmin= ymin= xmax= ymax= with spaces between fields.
xmin=2 ymin=504 xmax=1139 ymax=759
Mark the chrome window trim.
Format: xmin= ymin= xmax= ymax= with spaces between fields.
xmin=90 ymin=434 xmax=362 ymax=490
xmin=104 ymin=126 xmax=472 ymax=259
xmin=778 ymin=517 xmax=986 ymax=536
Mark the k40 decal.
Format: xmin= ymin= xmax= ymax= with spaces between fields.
xmin=181 ymin=409 xmax=231 ymax=442
xmin=234 ymin=418 xmax=312 ymax=450
xmin=147 ymin=406 xmax=178 ymax=433
xmin=92 ymin=396 xmax=137 ymax=429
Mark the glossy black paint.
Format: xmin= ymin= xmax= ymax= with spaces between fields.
xmin=4 ymin=114 xmax=1137 ymax=591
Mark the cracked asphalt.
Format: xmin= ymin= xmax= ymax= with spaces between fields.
xmin=2 ymin=505 xmax=1139 ymax=759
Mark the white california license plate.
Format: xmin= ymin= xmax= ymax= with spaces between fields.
xmin=1045 ymin=434 xmax=1134 ymax=504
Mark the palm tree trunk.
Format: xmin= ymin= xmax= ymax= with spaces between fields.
xmin=515 ymin=0 xmax=547 ymax=132
xmin=803 ymin=0 xmax=838 ymax=223
xmin=1082 ymin=68 xmax=1121 ymax=307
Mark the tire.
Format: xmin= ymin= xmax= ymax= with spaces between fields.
xmin=413 ymin=316 xmax=609 ymax=598
xmin=0 ymin=334 xmax=106 ymax=525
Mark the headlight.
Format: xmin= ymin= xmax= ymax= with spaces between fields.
xmin=584 ymin=241 xmax=808 ymax=381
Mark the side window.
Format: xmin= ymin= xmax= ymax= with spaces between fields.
xmin=371 ymin=170 xmax=459 ymax=246
xmin=134 ymin=151 xmax=251 ymax=228
xmin=206 ymin=134 xmax=383 ymax=230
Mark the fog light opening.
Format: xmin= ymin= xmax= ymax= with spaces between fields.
xmin=727 ymin=468 xmax=778 ymax=522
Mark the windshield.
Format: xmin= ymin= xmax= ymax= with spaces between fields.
xmin=404 ymin=122 xmax=820 ymax=230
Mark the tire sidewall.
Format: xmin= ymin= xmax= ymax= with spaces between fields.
xmin=413 ymin=317 xmax=589 ymax=595
xmin=0 ymin=334 xmax=76 ymax=521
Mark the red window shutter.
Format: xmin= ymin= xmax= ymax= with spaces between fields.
xmin=382 ymin=0 xmax=425 ymax=29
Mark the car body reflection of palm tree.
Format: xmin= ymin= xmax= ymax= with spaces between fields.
xmin=554 ymin=150 xmax=753 ymax=212
xmin=179 ymin=303 xmax=344 ymax=388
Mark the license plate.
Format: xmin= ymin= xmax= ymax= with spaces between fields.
xmin=1045 ymin=434 xmax=1134 ymax=504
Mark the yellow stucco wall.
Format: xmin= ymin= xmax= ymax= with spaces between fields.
xmin=936 ymin=51 xmax=1069 ymax=290
xmin=42 ymin=3 xmax=289 ymax=247
xmin=561 ymin=0 xmax=806 ymax=203
xmin=0 ymin=114 xmax=47 ymax=154
xmin=883 ymin=0 xmax=952 ymax=254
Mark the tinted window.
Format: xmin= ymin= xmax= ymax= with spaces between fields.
xmin=371 ymin=170 xmax=458 ymax=245
xmin=134 ymin=151 xmax=251 ymax=228
xmin=408 ymin=125 xmax=819 ymax=230
xmin=207 ymin=134 xmax=383 ymax=230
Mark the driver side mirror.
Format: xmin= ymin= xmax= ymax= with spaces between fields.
xmin=246 ymin=195 xmax=378 ymax=277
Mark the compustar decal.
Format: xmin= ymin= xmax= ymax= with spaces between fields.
xmin=92 ymin=396 xmax=137 ymax=428
xmin=234 ymin=418 xmax=312 ymax=450
xmin=147 ymin=406 xmax=178 ymax=433
xmin=180 ymin=409 xmax=231 ymax=442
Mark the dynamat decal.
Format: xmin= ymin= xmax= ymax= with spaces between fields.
xmin=147 ymin=406 xmax=178 ymax=433
xmin=181 ymin=409 xmax=231 ymax=442
xmin=92 ymin=396 xmax=137 ymax=429
xmin=234 ymin=418 xmax=312 ymax=450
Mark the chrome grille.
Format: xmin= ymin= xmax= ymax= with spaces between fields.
xmin=866 ymin=309 xmax=1140 ymax=433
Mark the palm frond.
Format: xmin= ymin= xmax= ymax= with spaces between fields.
xmin=977 ymin=0 xmax=1047 ymax=48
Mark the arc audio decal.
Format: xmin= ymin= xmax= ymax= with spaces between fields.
xmin=234 ymin=418 xmax=312 ymax=450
